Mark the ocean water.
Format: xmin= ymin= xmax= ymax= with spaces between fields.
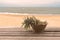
xmin=0 ymin=7 xmax=60 ymax=14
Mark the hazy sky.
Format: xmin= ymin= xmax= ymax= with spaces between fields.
xmin=0 ymin=0 xmax=60 ymax=7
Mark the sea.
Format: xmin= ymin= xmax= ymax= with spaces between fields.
xmin=0 ymin=7 xmax=60 ymax=14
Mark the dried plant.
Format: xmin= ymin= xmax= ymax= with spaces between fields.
xmin=22 ymin=16 xmax=47 ymax=33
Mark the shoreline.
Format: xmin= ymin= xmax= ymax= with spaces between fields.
xmin=0 ymin=12 xmax=60 ymax=16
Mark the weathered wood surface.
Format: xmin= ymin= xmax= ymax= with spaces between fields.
xmin=0 ymin=28 xmax=60 ymax=40
xmin=0 ymin=28 xmax=60 ymax=37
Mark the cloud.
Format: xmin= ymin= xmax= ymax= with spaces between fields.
xmin=0 ymin=0 xmax=60 ymax=7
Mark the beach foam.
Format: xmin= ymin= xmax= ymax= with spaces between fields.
xmin=0 ymin=12 xmax=29 ymax=15
xmin=0 ymin=12 xmax=57 ymax=16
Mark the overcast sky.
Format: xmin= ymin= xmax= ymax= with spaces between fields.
xmin=0 ymin=0 xmax=60 ymax=7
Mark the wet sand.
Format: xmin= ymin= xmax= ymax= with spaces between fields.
xmin=0 ymin=14 xmax=60 ymax=28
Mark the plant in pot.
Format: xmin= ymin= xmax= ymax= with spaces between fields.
xmin=22 ymin=16 xmax=48 ymax=33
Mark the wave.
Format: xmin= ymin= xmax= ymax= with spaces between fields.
xmin=0 ymin=12 xmax=30 ymax=15
xmin=0 ymin=12 xmax=59 ymax=16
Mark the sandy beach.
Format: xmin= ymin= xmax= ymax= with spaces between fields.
xmin=0 ymin=13 xmax=60 ymax=29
